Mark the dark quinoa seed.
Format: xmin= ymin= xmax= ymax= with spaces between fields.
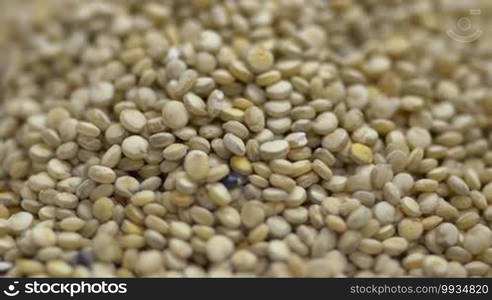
xmin=222 ymin=172 xmax=248 ymax=189
xmin=72 ymin=250 xmax=95 ymax=268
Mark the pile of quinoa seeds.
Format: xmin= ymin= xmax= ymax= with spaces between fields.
xmin=1 ymin=0 xmax=492 ymax=278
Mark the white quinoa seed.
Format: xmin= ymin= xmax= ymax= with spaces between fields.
xmin=120 ymin=109 xmax=147 ymax=133
xmin=246 ymin=46 xmax=274 ymax=73
xmin=90 ymin=82 xmax=114 ymax=106
xmin=162 ymin=101 xmax=189 ymax=129
xmin=259 ymin=140 xmax=290 ymax=160
xmin=206 ymin=235 xmax=234 ymax=263
xmin=8 ymin=212 xmax=33 ymax=233
xmin=88 ymin=165 xmax=116 ymax=184
xmin=184 ymin=150 xmax=210 ymax=182
xmin=122 ymin=135 xmax=149 ymax=160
